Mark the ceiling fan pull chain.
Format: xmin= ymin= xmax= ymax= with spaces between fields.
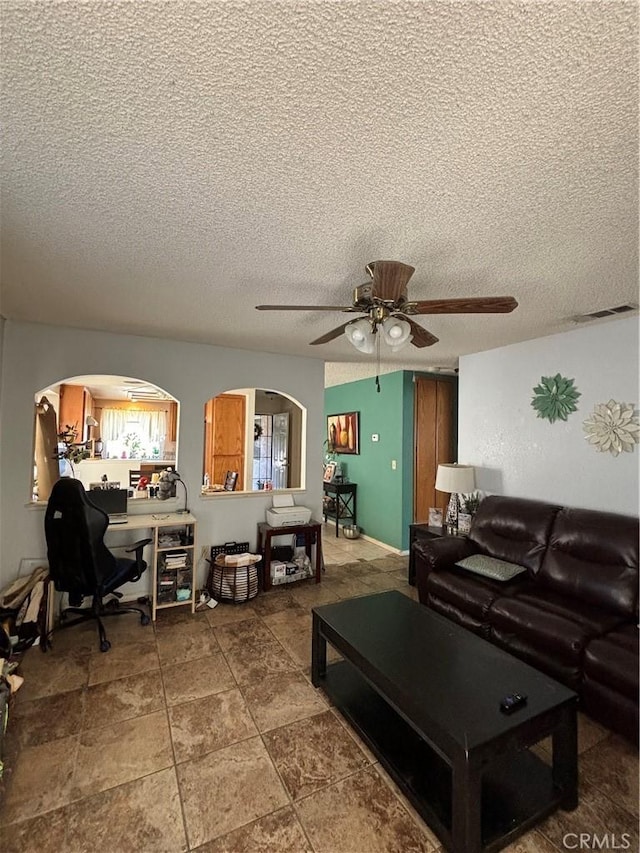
xmin=375 ymin=330 xmax=381 ymax=393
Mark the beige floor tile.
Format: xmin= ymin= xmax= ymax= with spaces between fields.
xmin=154 ymin=607 xmax=208 ymax=630
xmin=579 ymin=735 xmax=639 ymax=818
xmin=15 ymin=648 xmax=90 ymax=703
xmin=72 ymin=767 xmax=187 ymax=852
xmin=358 ymin=572 xmax=406 ymax=592
xmin=263 ymin=709 xmax=370 ymax=800
xmin=290 ymin=582 xmax=341 ymax=609
xmin=177 ymin=736 xmax=289 ymax=849
xmin=205 ymin=603 xmax=260 ymax=627
xmin=242 ymin=671 xmax=328 ymax=732
xmin=328 ymin=577 xmax=374 ymax=599
xmin=88 ymin=639 xmax=160 ymax=686
xmin=48 ymin=619 xmax=106 ymax=654
xmin=97 ymin=610 xmax=155 ymax=647
xmin=295 ymin=766 xmax=435 ymax=853
xmin=156 ymin=621 xmax=221 ymax=666
xmin=0 ymin=802 xmax=68 ymax=853
xmin=251 ymin=589 xmax=303 ymax=616
xmin=503 ymin=830 xmax=561 ymax=852
xmin=169 ymin=687 xmax=258 ymax=763
xmin=223 ymin=638 xmax=299 ymax=687
xmin=7 ymin=687 xmax=85 ymax=748
xmin=194 ymin=806 xmax=313 ymax=853
xmin=261 ymin=606 xmax=312 ymax=638
xmin=0 ymin=735 xmax=78 ymax=825
xmin=213 ymin=617 xmax=276 ymax=652
xmin=539 ymin=776 xmax=638 ymax=852
xmin=163 ymin=651 xmax=236 ymax=705
xmin=72 ymin=710 xmax=173 ymax=799
xmin=83 ymin=668 xmax=165 ymax=730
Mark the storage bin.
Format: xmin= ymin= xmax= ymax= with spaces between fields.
xmin=207 ymin=554 xmax=260 ymax=603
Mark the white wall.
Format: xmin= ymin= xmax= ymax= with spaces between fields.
xmin=0 ymin=321 xmax=325 ymax=589
xmin=458 ymin=316 xmax=639 ymax=516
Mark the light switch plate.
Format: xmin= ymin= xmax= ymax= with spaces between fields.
xmin=371 ymin=434 xmax=379 ymax=442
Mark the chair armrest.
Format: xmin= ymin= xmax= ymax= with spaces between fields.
xmin=413 ymin=536 xmax=477 ymax=603
xmin=124 ymin=538 xmax=153 ymax=554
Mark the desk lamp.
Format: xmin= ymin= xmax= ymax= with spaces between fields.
xmin=435 ymin=464 xmax=475 ymax=531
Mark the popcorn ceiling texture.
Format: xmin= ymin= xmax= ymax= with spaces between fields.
xmin=1 ymin=1 xmax=637 ymax=377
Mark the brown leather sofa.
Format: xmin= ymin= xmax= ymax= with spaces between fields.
xmin=414 ymin=495 xmax=639 ymax=743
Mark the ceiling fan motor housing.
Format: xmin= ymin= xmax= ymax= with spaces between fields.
xmin=353 ymin=283 xmax=407 ymax=309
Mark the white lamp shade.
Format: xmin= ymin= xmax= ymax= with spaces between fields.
xmin=435 ymin=464 xmax=475 ymax=494
xmin=345 ymin=318 xmax=375 ymax=353
xmin=381 ymin=317 xmax=412 ymax=351
xmin=85 ymin=415 xmax=99 ymax=427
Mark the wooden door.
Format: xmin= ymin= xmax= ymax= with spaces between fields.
xmin=203 ymin=394 xmax=246 ymax=487
xmin=413 ymin=377 xmax=455 ymax=523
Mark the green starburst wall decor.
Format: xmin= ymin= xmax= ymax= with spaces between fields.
xmin=531 ymin=374 xmax=581 ymax=423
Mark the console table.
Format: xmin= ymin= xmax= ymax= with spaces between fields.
xmin=322 ymin=481 xmax=357 ymax=537
xmin=257 ymin=520 xmax=323 ymax=591
xmin=408 ymin=522 xmax=464 ymax=586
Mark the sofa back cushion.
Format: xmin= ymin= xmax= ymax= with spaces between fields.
xmin=538 ymin=508 xmax=639 ymax=617
xmin=469 ymin=495 xmax=561 ymax=573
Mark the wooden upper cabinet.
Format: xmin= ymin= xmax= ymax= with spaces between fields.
xmin=59 ymin=384 xmax=86 ymax=439
xmin=203 ymin=394 xmax=246 ymax=488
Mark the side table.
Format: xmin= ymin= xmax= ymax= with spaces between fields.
xmin=322 ymin=482 xmax=357 ymax=537
xmin=408 ymin=523 xmax=465 ymax=586
xmin=257 ymin=520 xmax=323 ymax=591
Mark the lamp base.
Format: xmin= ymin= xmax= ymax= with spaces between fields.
xmin=445 ymin=492 xmax=460 ymax=529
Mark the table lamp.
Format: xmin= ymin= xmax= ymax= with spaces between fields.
xmin=435 ymin=464 xmax=475 ymax=531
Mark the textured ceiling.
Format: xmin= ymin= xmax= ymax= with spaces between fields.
xmin=1 ymin=1 xmax=637 ymax=386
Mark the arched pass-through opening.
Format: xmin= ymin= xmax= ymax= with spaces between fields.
xmin=33 ymin=375 xmax=179 ymax=502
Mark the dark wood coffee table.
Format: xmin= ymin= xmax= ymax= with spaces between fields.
xmin=312 ymin=591 xmax=578 ymax=853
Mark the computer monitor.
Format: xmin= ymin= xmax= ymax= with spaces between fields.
xmin=87 ymin=488 xmax=128 ymax=518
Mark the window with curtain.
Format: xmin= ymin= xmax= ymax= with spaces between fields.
xmin=101 ymin=409 xmax=168 ymax=459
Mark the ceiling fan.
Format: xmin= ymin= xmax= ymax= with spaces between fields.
xmin=256 ymin=261 xmax=518 ymax=352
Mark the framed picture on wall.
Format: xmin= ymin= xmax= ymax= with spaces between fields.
xmin=326 ymin=412 xmax=359 ymax=455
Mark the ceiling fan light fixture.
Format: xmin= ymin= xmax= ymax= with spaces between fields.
xmin=381 ymin=317 xmax=412 ymax=351
xmin=345 ymin=318 xmax=375 ymax=353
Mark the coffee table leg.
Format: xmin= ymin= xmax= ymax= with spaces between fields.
xmin=452 ymin=755 xmax=482 ymax=853
xmin=553 ymin=704 xmax=578 ymax=810
xmin=311 ymin=612 xmax=326 ymax=687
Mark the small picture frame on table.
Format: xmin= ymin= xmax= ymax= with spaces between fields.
xmin=457 ymin=513 xmax=472 ymax=534
xmin=223 ymin=471 xmax=238 ymax=491
xmin=323 ymin=462 xmax=336 ymax=483
xmin=428 ymin=507 xmax=443 ymax=528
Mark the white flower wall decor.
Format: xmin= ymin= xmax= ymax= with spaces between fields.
xmin=583 ymin=400 xmax=639 ymax=457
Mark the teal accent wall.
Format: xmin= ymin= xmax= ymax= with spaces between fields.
xmin=325 ymin=371 xmax=414 ymax=551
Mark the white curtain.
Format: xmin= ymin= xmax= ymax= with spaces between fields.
xmin=101 ymin=409 xmax=167 ymax=442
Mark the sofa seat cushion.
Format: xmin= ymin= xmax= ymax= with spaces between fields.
xmin=427 ymin=567 xmax=531 ymax=622
xmin=489 ymin=588 xmax=624 ymax=676
xmin=584 ymin=624 xmax=639 ymax=700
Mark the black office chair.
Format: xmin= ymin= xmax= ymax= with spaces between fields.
xmin=45 ymin=478 xmax=152 ymax=652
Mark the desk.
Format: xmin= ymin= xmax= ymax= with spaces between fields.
xmin=257 ymin=520 xmax=322 ymax=592
xmin=108 ymin=512 xmax=197 ymax=620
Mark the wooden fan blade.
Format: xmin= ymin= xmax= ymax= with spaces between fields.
xmin=404 ymin=296 xmax=518 ymax=315
xmin=368 ymin=260 xmax=415 ymax=302
xmin=256 ymin=304 xmax=358 ymax=311
xmin=397 ymin=316 xmax=439 ymax=348
xmin=310 ymin=322 xmax=353 ymax=345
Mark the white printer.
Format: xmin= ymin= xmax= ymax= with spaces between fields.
xmin=266 ymin=494 xmax=312 ymax=527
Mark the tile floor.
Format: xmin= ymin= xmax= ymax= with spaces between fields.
xmin=0 ymin=526 xmax=637 ymax=852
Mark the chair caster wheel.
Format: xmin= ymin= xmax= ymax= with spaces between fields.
xmin=140 ymin=615 xmax=150 ymax=626
xmin=100 ymin=639 xmax=111 ymax=653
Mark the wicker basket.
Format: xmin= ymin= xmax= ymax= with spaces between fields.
xmin=207 ymin=554 xmax=260 ymax=603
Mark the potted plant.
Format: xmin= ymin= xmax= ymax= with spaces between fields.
xmin=55 ymin=423 xmax=91 ymax=474
xmin=463 ymin=491 xmax=482 ymax=516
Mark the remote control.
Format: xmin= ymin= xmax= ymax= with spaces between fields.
xmin=499 ymin=693 xmax=527 ymax=714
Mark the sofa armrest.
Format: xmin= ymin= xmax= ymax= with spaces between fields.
xmin=413 ymin=536 xmax=477 ymax=603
